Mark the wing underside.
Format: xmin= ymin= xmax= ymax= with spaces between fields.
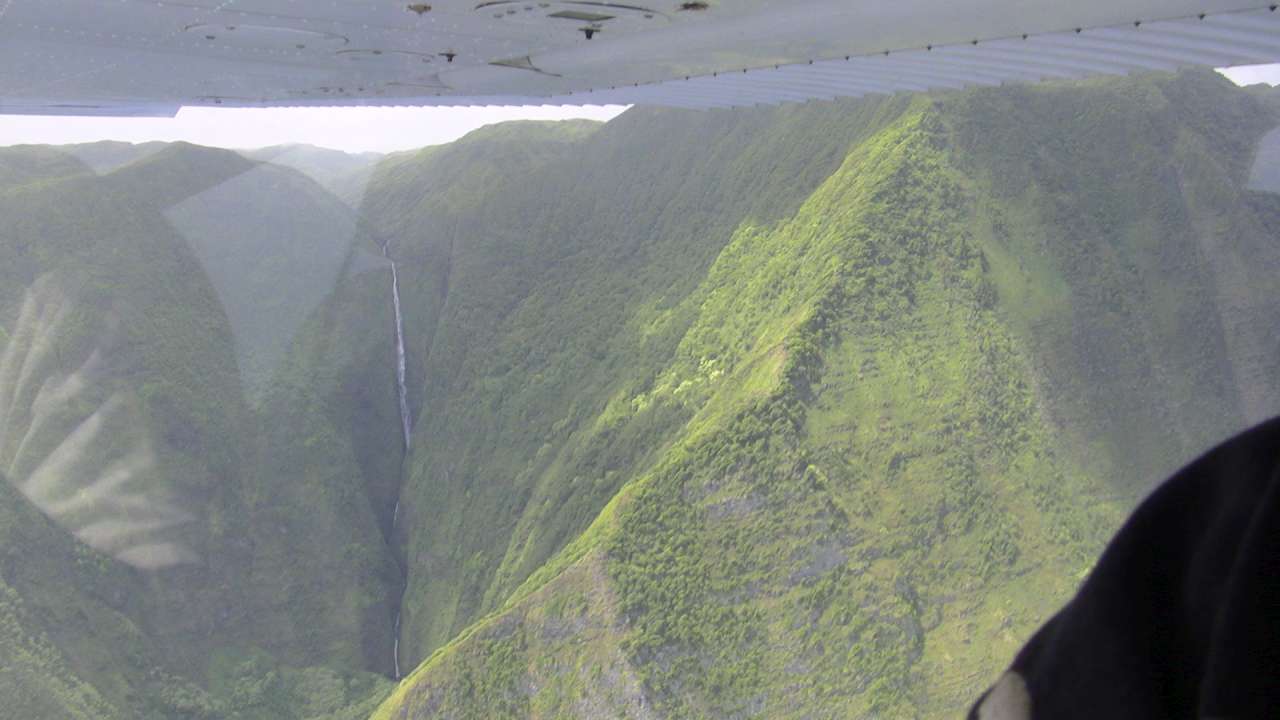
xmin=1 ymin=1 xmax=1279 ymax=114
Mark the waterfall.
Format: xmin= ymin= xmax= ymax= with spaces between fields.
xmin=386 ymin=247 xmax=412 ymax=450
xmin=393 ymin=610 xmax=402 ymax=680
xmin=383 ymin=241 xmax=412 ymax=680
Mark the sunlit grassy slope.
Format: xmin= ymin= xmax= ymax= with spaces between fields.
xmin=372 ymin=71 xmax=1280 ymax=718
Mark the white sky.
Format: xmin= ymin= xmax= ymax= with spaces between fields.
xmin=1217 ymin=63 xmax=1280 ymax=88
xmin=0 ymin=64 xmax=1277 ymax=155
xmin=0 ymin=104 xmax=628 ymax=154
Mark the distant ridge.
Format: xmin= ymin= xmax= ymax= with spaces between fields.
xmin=242 ymin=144 xmax=384 ymax=207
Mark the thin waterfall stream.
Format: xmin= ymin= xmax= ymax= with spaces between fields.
xmin=383 ymin=241 xmax=412 ymax=680
xmin=386 ymin=247 xmax=412 ymax=454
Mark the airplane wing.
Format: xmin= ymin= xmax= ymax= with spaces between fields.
xmin=1 ymin=1 xmax=1278 ymax=114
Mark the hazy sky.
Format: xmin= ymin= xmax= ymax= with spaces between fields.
xmin=1217 ymin=63 xmax=1280 ymax=88
xmin=0 ymin=104 xmax=629 ymax=154
xmin=1 ymin=64 xmax=1277 ymax=155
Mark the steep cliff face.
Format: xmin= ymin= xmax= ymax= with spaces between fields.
xmin=371 ymin=71 xmax=1280 ymax=718
xmin=358 ymin=102 xmax=919 ymax=671
xmin=949 ymin=74 xmax=1280 ymax=490
xmin=0 ymin=70 xmax=1276 ymax=720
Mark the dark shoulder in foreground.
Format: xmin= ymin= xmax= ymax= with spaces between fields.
xmin=970 ymin=416 xmax=1280 ymax=720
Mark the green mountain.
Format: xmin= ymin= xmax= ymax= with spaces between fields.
xmin=0 ymin=70 xmax=1277 ymax=719
xmin=63 ymin=140 xmax=169 ymax=175
xmin=364 ymin=70 xmax=1280 ymax=718
xmin=0 ymin=144 xmax=396 ymax=719
xmin=240 ymin=145 xmax=383 ymax=208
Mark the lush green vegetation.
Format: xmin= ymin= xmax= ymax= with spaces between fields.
xmin=361 ymin=100 xmax=917 ymax=669
xmin=0 ymin=144 xmax=397 ymax=717
xmin=1 ymin=71 xmax=1278 ymax=719
xmin=373 ymin=72 xmax=1280 ymax=718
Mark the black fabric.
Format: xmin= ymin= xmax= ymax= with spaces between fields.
xmin=969 ymin=416 xmax=1280 ymax=719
